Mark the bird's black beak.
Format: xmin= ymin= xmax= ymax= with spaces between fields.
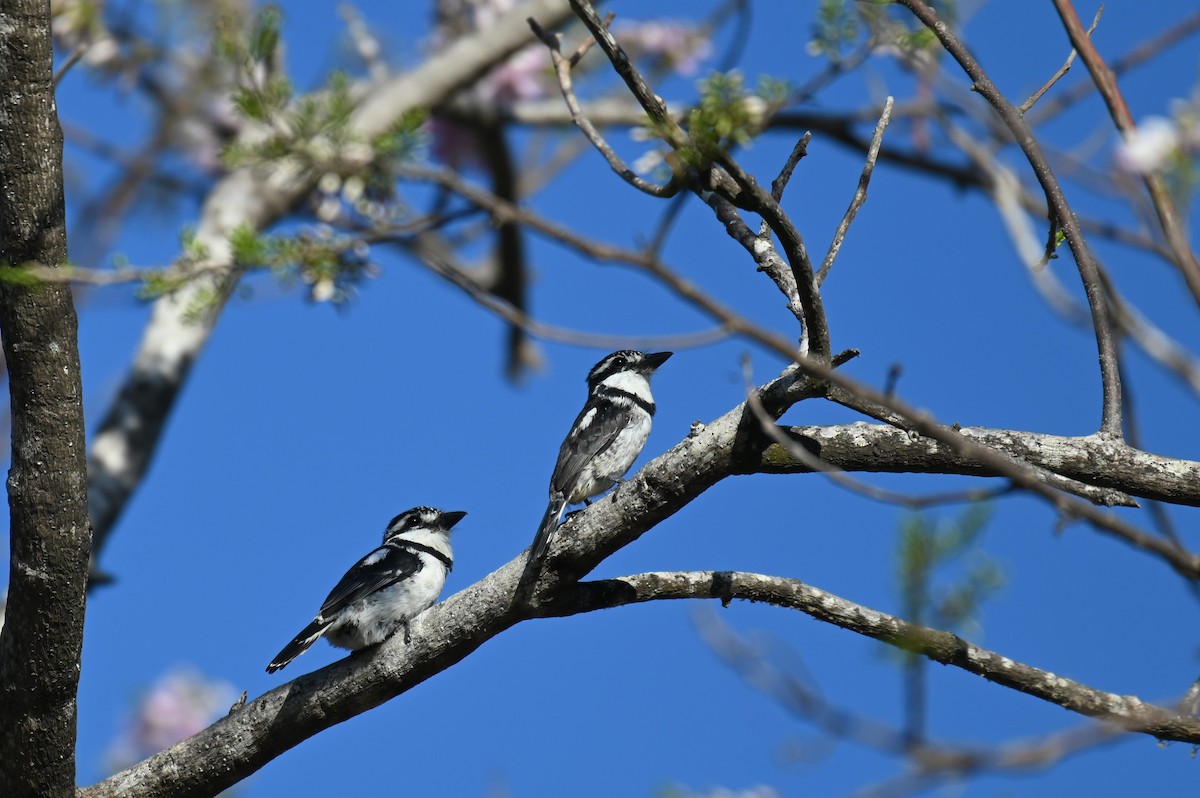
xmin=442 ymin=510 xmax=468 ymax=528
xmin=644 ymin=351 xmax=673 ymax=370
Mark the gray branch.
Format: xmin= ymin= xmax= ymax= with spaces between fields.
xmin=765 ymin=422 xmax=1200 ymax=507
xmin=554 ymin=571 xmax=1200 ymax=741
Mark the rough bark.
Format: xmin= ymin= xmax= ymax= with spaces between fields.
xmin=761 ymin=423 xmax=1200 ymax=506
xmin=0 ymin=2 xmax=91 ymax=797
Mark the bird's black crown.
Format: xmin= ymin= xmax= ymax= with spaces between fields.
xmin=586 ymin=349 xmax=672 ymax=387
xmin=383 ymin=506 xmax=467 ymax=541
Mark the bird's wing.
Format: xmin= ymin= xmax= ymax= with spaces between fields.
xmin=550 ymin=395 xmax=637 ymax=495
xmin=315 ymin=544 xmax=422 ymax=622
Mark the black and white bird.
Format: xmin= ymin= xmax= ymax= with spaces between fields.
xmin=531 ymin=349 xmax=672 ymax=561
xmin=266 ymin=506 xmax=467 ymax=673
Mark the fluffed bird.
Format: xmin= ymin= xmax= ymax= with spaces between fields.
xmin=531 ymin=349 xmax=672 ymax=561
xmin=266 ymin=506 xmax=467 ymax=673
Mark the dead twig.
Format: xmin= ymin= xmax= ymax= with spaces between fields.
xmin=818 ymin=96 xmax=894 ymax=286
xmin=1018 ymin=5 xmax=1103 ymax=114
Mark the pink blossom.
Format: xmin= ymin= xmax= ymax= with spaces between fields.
xmin=614 ymin=20 xmax=713 ymax=76
xmin=477 ymin=45 xmax=550 ymax=105
xmin=105 ymin=667 xmax=235 ymax=771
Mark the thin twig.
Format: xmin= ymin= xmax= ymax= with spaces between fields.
xmin=1052 ymin=0 xmax=1200 ymax=309
xmin=741 ymin=356 xmax=1015 ymax=509
xmin=770 ymin=132 xmax=812 ymax=203
xmin=897 ymin=0 xmax=1123 ymax=438
xmin=1028 ymin=9 xmax=1200 ymax=125
xmin=1018 ymin=5 xmax=1103 ymax=114
xmin=397 ymin=229 xmax=733 ymax=351
xmin=394 ymin=166 xmax=801 ymax=359
xmin=818 ymin=96 xmax=893 ymax=286
xmin=697 ymin=609 xmax=1126 ymax=780
xmin=53 ymin=43 xmax=88 ymax=87
xmin=527 ymin=17 xmax=679 ymax=198
xmin=567 ymin=10 xmax=613 ymax=66
xmin=564 ymin=0 xmax=832 ymax=362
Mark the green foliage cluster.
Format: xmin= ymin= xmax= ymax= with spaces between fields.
xmin=809 ymin=0 xmax=865 ymax=60
xmin=134 ymin=224 xmax=374 ymax=317
xmin=218 ymin=5 xmax=427 ymax=187
xmin=677 ymin=71 xmax=789 ymax=165
xmin=808 ymin=0 xmax=956 ymax=61
xmin=894 ymin=0 xmax=957 ymax=53
xmin=228 ymin=224 xmax=375 ymax=306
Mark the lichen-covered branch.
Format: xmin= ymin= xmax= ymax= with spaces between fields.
xmin=552 ymin=570 xmax=1200 ymax=742
xmin=763 ymin=422 xmax=1200 ymax=508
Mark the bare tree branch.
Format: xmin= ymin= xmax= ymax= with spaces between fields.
xmin=745 ymin=381 xmax=1135 ymax=509
xmin=818 ymin=96 xmax=894 ymax=286
xmin=1018 ymin=5 xmax=1103 ymax=114
xmin=526 ymin=17 xmax=681 ymax=198
xmin=552 ymin=570 xmax=1200 ymax=740
xmin=561 ymin=0 xmax=832 ymax=362
xmin=1026 ymin=9 xmax=1200 ymax=125
xmin=896 ymin=0 xmax=1124 ymax=438
xmin=697 ymin=608 xmax=1127 ymax=782
xmin=764 ymin=422 xmax=1197 ymax=509
xmin=1052 ymin=0 xmax=1200 ymax=308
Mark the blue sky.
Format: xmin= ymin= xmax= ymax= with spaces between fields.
xmin=28 ymin=0 xmax=1200 ymax=795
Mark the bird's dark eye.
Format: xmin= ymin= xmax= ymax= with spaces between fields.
xmin=613 ymin=356 xmax=626 ymax=368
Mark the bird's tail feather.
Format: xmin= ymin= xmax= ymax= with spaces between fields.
xmin=266 ymin=620 xmax=327 ymax=673
xmin=531 ymin=494 xmax=568 ymax=561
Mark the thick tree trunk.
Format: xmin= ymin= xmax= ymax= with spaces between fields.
xmin=0 ymin=2 xmax=91 ymax=797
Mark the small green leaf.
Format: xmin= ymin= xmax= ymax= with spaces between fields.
xmin=230 ymin=224 xmax=268 ymax=265
xmin=249 ymin=4 xmax=284 ymax=63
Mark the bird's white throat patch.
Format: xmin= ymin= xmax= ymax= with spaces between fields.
xmin=598 ymin=370 xmax=652 ymax=401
